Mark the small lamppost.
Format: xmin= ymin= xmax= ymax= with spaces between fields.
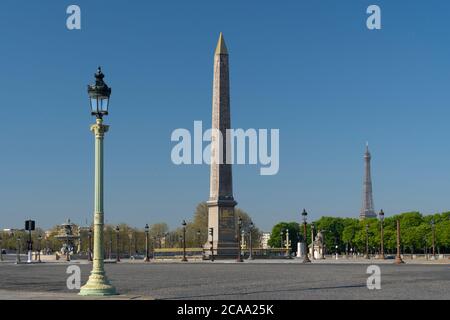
xmin=301 ymin=209 xmax=311 ymax=263
xmin=144 ymin=224 xmax=150 ymax=262
xmin=379 ymin=210 xmax=385 ymax=259
xmin=108 ymin=228 xmax=112 ymax=260
xmin=209 ymin=227 xmax=214 ymax=262
xmin=65 ymin=232 xmax=71 ymax=262
xmin=431 ymin=219 xmax=436 ymax=260
xmin=285 ymin=229 xmax=290 ymax=257
xmin=37 ymin=235 xmax=42 ymax=263
xmin=0 ymin=235 xmax=3 ymax=262
xmin=16 ymin=236 xmax=21 ymax=264
xmin=248 ymin=222 xmax=254 ymax=260
xmin=87 ymin=228 xmax=93 ymax=262
xmin=364 ymin=223 xmax=370 ymax=259
xmin=181 ymin=220 xmax=187 ymax=262
xmin=128 ymin=231 xmax=133 ymax=259
xmin=395 ymin=219 xmax=404 ymax=264
xmin=280 ymin=230 xmax=284 ymax=253
xmin=115 ymin=225 xmax=120 ymax=262
xmin=236 ymin=217 xmax=243 ymax=262
xmin=196 ymin=230 xmax=201 ymax=248
xmin=311 ymin=223 xmax=315 ymax=260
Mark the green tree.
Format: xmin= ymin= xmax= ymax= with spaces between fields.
xmin=268 ymin=222 xmax=300 ymax=253
xmin=171 ymin=202 xmax=262 ymax=248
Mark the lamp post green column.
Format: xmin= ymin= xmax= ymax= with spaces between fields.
xmin=80 ymin=67 xmax=116 ymax=296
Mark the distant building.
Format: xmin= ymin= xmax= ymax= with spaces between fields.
xmin=261 ymin=232 xmax=271 ymax=249
xmin=2 ymin=228 xmax=23 ymax=233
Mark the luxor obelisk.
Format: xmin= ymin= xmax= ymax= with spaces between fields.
xmin=207 ymin=33 xmax=238 ymax=258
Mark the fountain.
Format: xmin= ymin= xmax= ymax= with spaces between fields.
xmin=54 ymin=219 xmax=80 ymax=261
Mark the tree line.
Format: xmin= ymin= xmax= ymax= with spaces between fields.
xmin=268 ymin=212 xmax=450 ymax=255
xmin=0 ymin=202 xmax=263 ymax=255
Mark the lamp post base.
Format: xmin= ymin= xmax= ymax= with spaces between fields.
xmin=394 ymin=256 xmax=404 ymax=265
xmin=79 ymin=272 xmax=117 ymax=296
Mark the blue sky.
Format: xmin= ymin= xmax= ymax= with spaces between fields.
xmin=1 ymin=0 xmax=450 ymax=231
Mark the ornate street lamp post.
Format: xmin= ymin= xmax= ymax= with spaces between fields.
xmin=115 ymin=225 xmax=120 ymax=262
xmin=66 ymin=233 xmax=71 ymax=262
xmin=108 ymin=229 xmax=112 ymax=260
xmin=181 ymin=220 xmax=188 ymax=262
xmin=311 ymin=223 xmax=315 ymax=260
xmin=87 ymin=228 xmax=93 ymax=261
xmin=209 ymin=227 xmax=214 ymax=261
xmin=37 ymin=235 xmax=42 ymax=263
xmin=285 ymin=229 xmax=290 ymax=257
xmin=379 ymin=209 xmax=385 ymax=259
xmin=0 ymin=235 xmax=3 ymax=262
xmin=320 ymin=230 xmax=327 ymax=260
xmin=236 ymin=217 xmax=243 ymax=262
xmin=248 ymin=222 xmax=254 ymax=260
xmin=128 ymin=231 xmax=133 ymax=259
xmin=80 ymin=67 xmax=116 ymax=296
xmin=144 ymin=224 xmax=150 ymax=262
xmin=431 ymin=219 xmax=436 ymax=260
xmin=395 ymin=219 xmax=404 ymax=264
xmin=280 ymin=230 xmax=284 ymax=253
xmin=16 ymin=236 xmax=21 ymax=264
xmin=196 ymin=230 xmax=201 ymax=248
xmin=364 ymin=223 xmax=370 ymax=259
xmin=301 ymin=209 xmax=311 ymax=263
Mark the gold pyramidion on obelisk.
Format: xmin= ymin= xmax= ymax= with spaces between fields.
xmin=215 ymin=32 xmax=228 ymax=55
xmin=206 ymin=33 xmax=238 ymax=259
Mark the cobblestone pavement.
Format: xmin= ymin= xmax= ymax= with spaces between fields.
xmin=0 ymin=258 xmax=448 ymax=300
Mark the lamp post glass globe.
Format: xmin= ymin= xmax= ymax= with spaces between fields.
xmin=301 ymin=209 xmax=307 ymax=223
xmin=88 ymin=67 xmax=111 ymax=119
xmin=379 ymin=209 xmax=384 ymax=221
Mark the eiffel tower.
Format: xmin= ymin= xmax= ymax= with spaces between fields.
xmin=360 ymin=143 xmax=376 ymax=219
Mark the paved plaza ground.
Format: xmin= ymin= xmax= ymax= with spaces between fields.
xmin=0 ymin=255 xmax=448 ymax=300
